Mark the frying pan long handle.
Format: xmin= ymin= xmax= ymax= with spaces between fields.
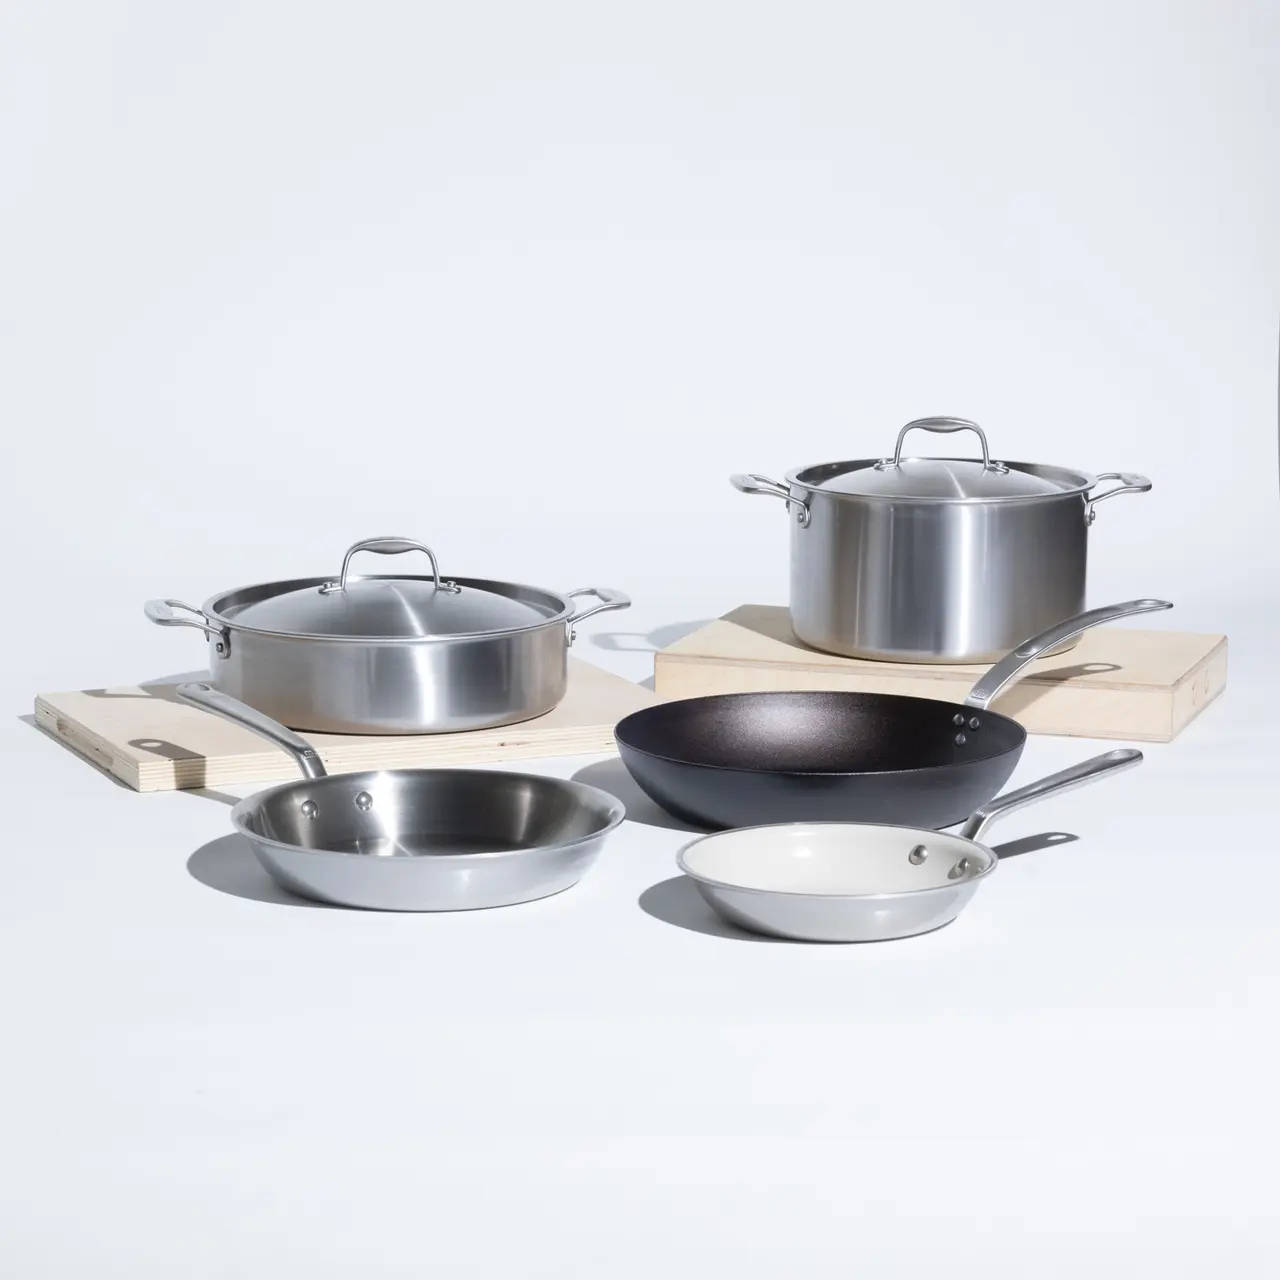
xmin=958 ymin=748 xmax=1143 ymax=844
xmin=175 ymin=682 xmax=328 ymax=781
xmin=962 ymin=599 xmax=1174 ymax=709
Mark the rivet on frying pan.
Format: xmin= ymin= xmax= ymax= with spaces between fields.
xmin=908 ymin=844 xmax=928 ymax=864
xmin=300 ymin=800 xmax=319 ymax=819
xmin=354 ymin=791 xmax=373 ymax=812
xmin=948 ymin=858 xmax=970 ymax=880
xmin=969 ymin=717 xmax=980 ymax=730
xmin=952 ymin=713 xmax=965 ymax=727
xmin=954 ymin=733 xmax=966 ymax=745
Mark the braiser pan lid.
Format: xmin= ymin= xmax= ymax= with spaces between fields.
xmin=792 ymin=417 xmax=1094 ymax=501
xmin=212 ymin=538 xmax=564 ymax=640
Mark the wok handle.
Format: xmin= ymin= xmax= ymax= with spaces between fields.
xmin=729 ymin=474 xmax=811 ymax=526
xmin=564 ymin=587 xmax=632 ymax=643
xmin=319 ymin=537 xmax=460 ymax=595
xmin=963 ymin=598 xmax=1174 ymax=709
xmin=959 ymin=748 xmax=1142 ymax=844
xmin=175 ymin=682 xmax=328 ymax=781
xmin=1085 ymin=472 xmax=1152 ymax=525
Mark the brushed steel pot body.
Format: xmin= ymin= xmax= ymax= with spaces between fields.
xmin=787 ymin=486 xmax=1090 ymax=664
xmin=205 ymin=619 xmax=571 ymax=735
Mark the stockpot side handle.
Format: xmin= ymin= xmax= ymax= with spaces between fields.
xmin=565 ymin=587 xmax=631 ymax=642
xmin=729 ymin=474 xmax=811 ymax=526
xmin=875 ymin=417 xmax=1009 ymax=474
xmin=958 ymin=748 xmax=1142 ymax=844
xmin=145 ymin=599 xmax=231 ymax=655
xmin=730 ymin=473 xmax=791 ymax=501
xmin=319 ymin=537 xmax=460 ymax=595
xmin=175 ymin=682 xmax=328 ymax=781
xmin=963 ymin=598 xmax=1174 ymax=710
xmin=1086 ymin=473 xmax=1152 ymax=524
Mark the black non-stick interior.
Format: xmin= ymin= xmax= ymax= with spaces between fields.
xmin=614 ymin=691 xmax=1027 ymax=830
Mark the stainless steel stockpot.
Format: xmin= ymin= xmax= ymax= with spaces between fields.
xmin=146 ymin=536 xmax=631 ymax=734
xmin=732 ymin=416 xmax=1152 ymax=664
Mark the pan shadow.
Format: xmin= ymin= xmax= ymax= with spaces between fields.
xmin=571 ymin=758 xmax=709 ymax=834
xmin=187 ymin=834 xmax=335 ymax=908
xmin=124 ymin=735 xmax=242 ymax=805
xmin=81 ymin=671 xmax=210 ymax=700
xmin=588 ymin=621 xmax=713 ymax=654
xmin=638 ymin=876 xmax=789 ymax=943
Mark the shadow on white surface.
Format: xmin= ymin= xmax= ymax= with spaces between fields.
xmin=638 ymin=876 xmax=787 ymax=942
xmin=571 ymin=757 xmax=709 ymax=833
xmin=588 ymin=620 xmax=713 ymax=653
xmin=187 ymin=833 xmax=334 ymax=908
xmin=79 ymin=670 xmax=212 ymax=701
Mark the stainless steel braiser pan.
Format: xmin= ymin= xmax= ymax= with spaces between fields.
xmin=732 ymin=416 xmax=1152 ymax=664
xmin=146 ymin=536 xmax=631 ymax=735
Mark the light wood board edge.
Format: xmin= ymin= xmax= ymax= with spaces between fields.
xmin=655 ymin=630 xmax=1229 ymax=693
xmin=652 ymin=635 xmax=1229 ymax=743
xmin=34 ymin=696 xmax=144 ymax=790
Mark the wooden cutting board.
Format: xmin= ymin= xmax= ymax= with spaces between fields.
xmin=654 ymin=606 xmax=1227 ymax=742
xmin=35 ymin=658 xmax=660 ymax=792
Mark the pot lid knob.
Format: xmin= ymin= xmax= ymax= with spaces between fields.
xmin=873 ymin=417 xmax=1010 ymax=475
xmin=319 ymin=537 xmax=461 ymax=596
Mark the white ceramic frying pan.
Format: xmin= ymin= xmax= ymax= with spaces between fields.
xmin=676 ymin=748 xmax=1142 ymax=942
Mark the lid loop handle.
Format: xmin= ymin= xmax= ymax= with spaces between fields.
xmin=319 ymin=537 xmax=461 ymax=595
xmin=873 ymin=417 xmax=1010 ymax=475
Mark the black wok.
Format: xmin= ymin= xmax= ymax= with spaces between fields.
xmin=615 ymin=599 xmax=1171 ymax=830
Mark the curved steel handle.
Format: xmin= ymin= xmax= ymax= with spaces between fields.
xmin=964 ymin=599 xmax=1174 ymax=709
xmin=145 ymin=599 xmax=230 ymax=654
xmin=564 ymin=587 xmax=632 ymax=643
xmin=959 ymin=748 xmax=1143 ymax=843
xmin=1086 ymin=472 xmax=1152 ymax=524
xmin=875 ymin=417 xmax=1010 ymax=474
xmin=175 ymin=682 xmax=328 ymax=781
xmin=319 ymin=537 xmax=460 ymax=595
xmin=729 ymin=474 xmax=811 ymax=526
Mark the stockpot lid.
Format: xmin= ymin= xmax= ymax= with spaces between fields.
xmin=794 ymin=417 xmax=1094 ymax=500
xmin=216 ymin=538 xmax=561 ymax=639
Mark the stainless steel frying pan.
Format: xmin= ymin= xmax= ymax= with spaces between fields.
xmin=176 ymin=683 xmax=625 ymax=910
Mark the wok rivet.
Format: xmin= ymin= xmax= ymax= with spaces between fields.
xmin=908 ymin=844 xmax=928 ymax=865
xmin=969 ymin=717 xmax=980 ymax=730
xmin=952 ymin=713 xmax=965 ymax=727
xmin=948 ymin=858 xmax=970 ymax=880
xmin=300 ymin=800 xmax=319 ymax=819
xmin=354 ymin=791 xmax=373 ymax=812
xmin=954 ymin=732 xmax=966 ymax=746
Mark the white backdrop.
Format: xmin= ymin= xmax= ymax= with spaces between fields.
xmin=2 ymin=4 xmax=1279 ymax=1276
xmin=2 ymin=0 xmax=1277 ymax=709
